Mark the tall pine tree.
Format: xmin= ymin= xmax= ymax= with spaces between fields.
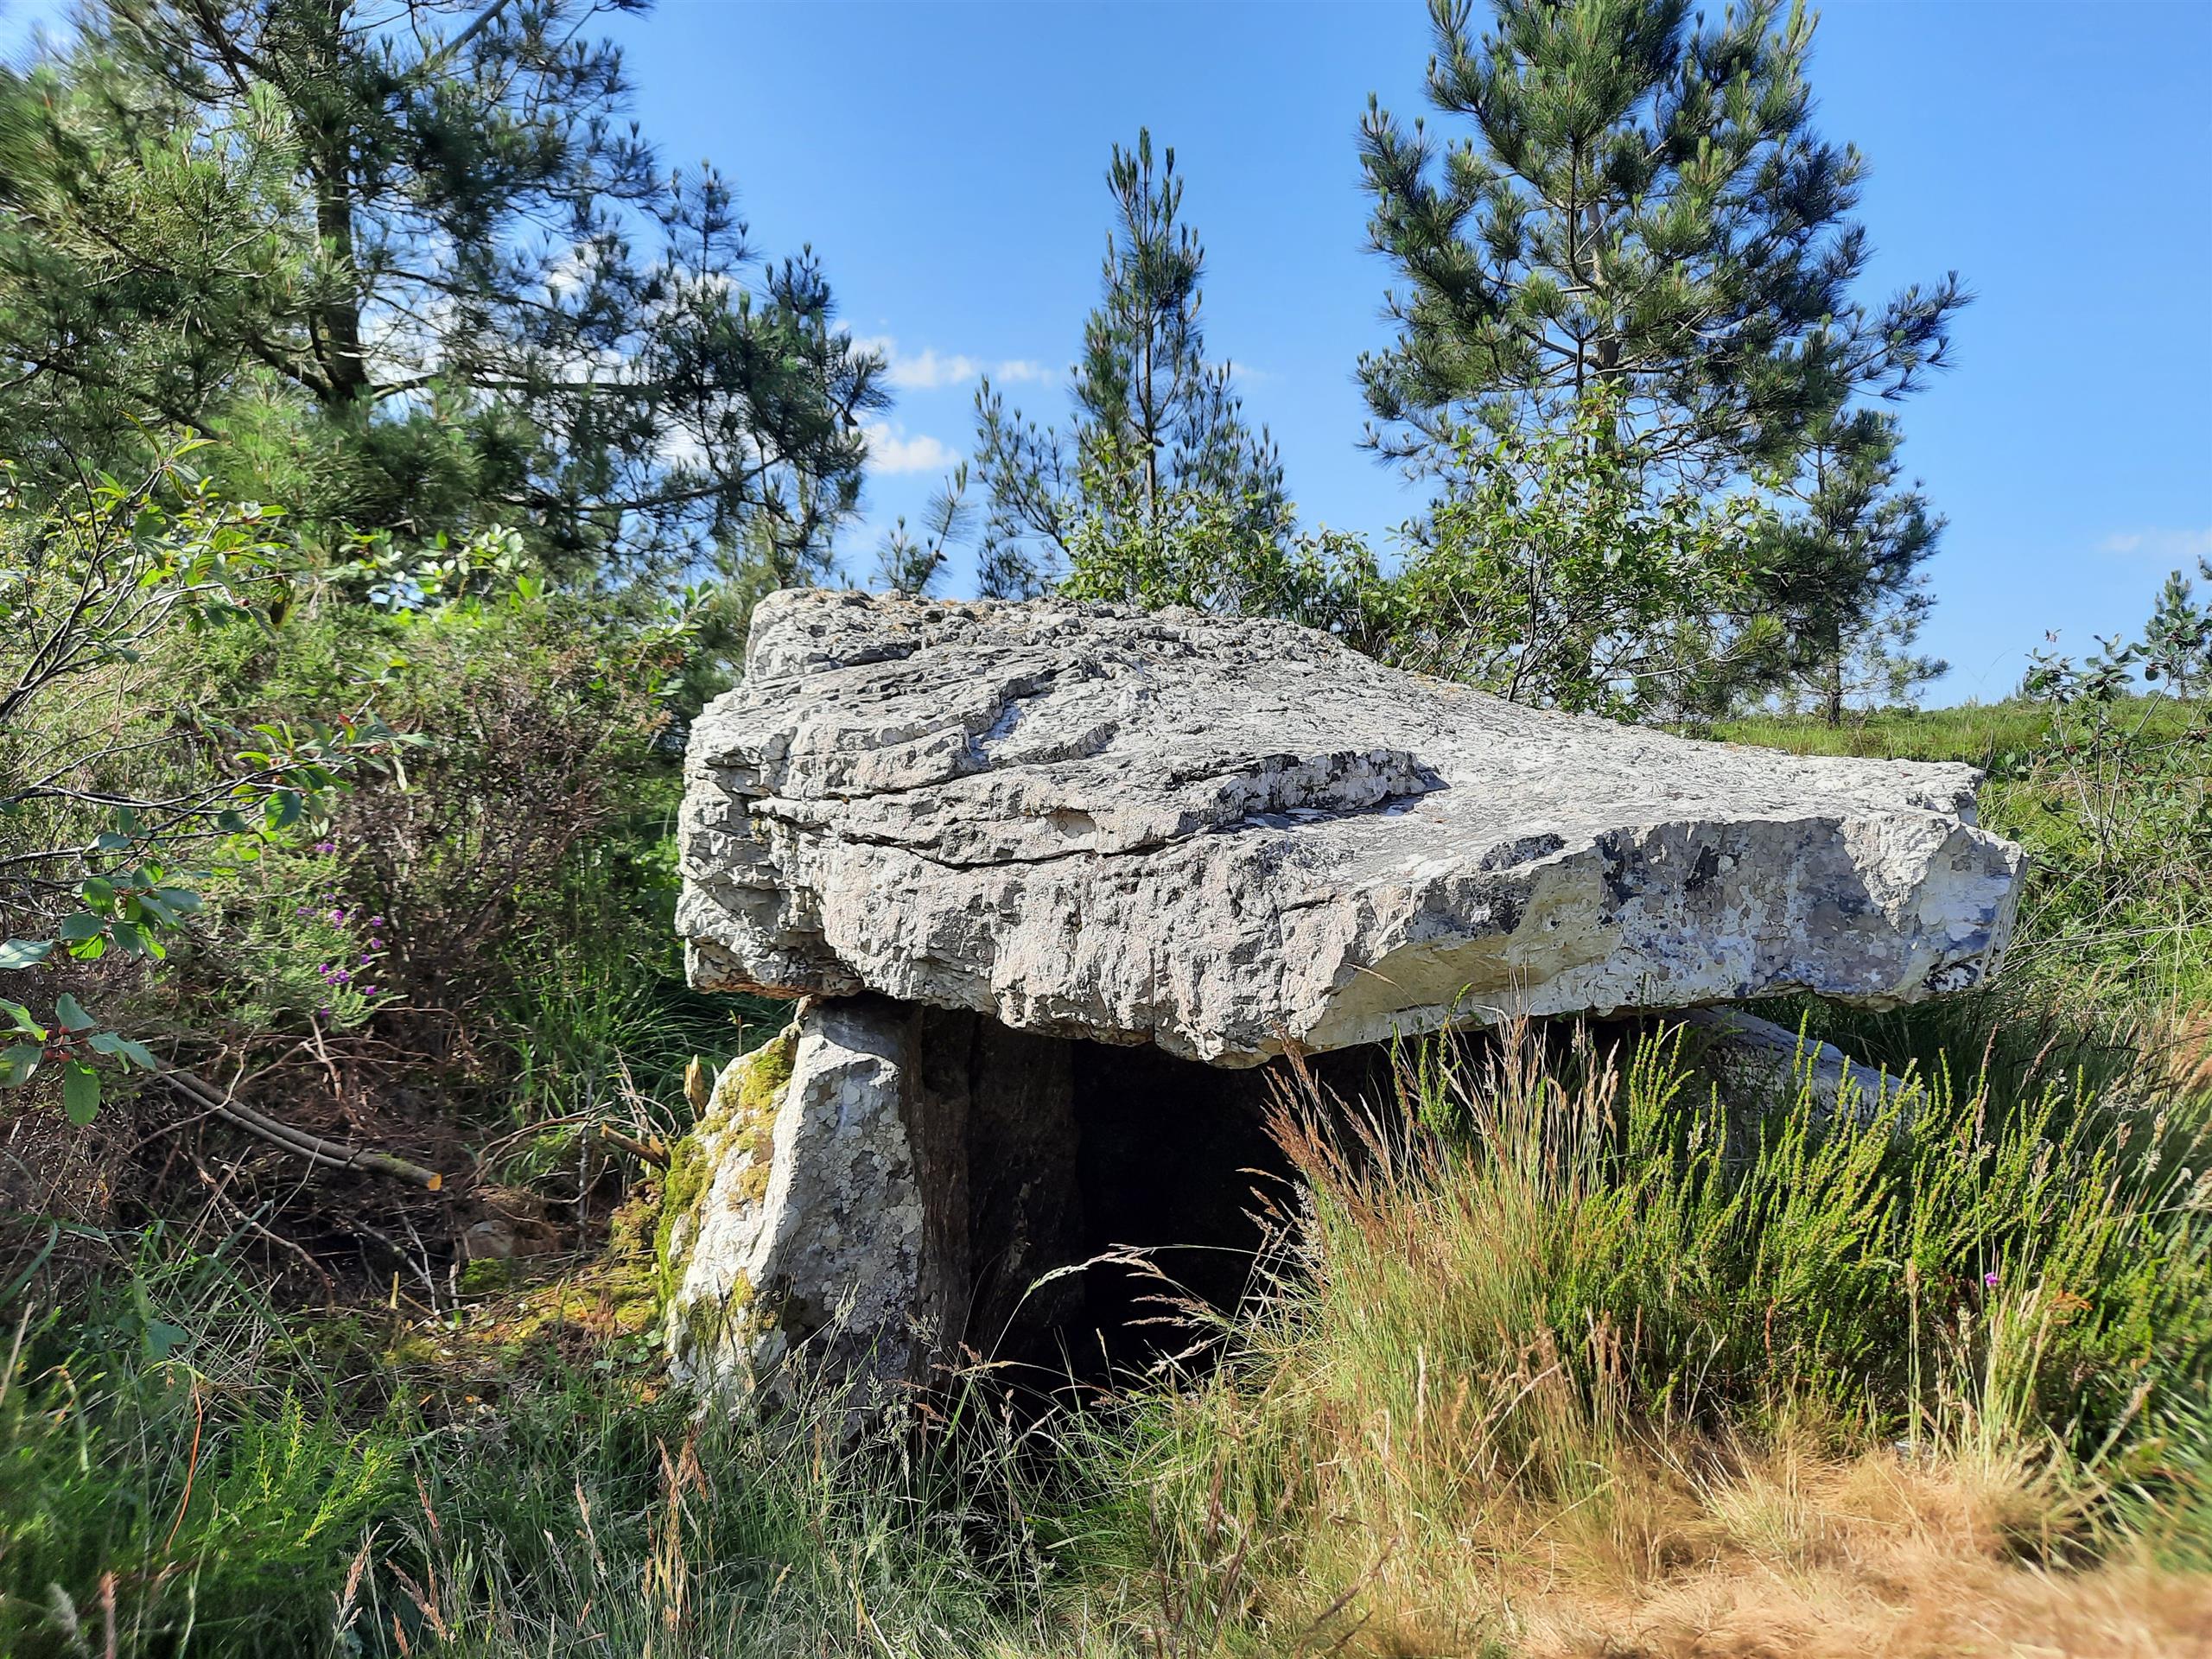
xmin=0 ymin=0 xmax=886 ymax=580
xmin=972 ymin=128 xmax=1287 ymax=599
xmin=1758 ymin=408 xmax=1947 ymax=721
xmin=1359 ymin=0 xmax=1964 ymax=709
xmin=1361 ymin=0 xmax=1962 ymax=482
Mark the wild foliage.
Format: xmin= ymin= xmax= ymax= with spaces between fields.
xmin=1371 ymin=394 xmax=1775 ymax=719
xmin=0 ymin=437 xmax=407 ymax=1119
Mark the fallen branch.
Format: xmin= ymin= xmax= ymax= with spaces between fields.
xmin=595 ymin=1122 xmax=670 ymax=1169
xmin=158 ymin=1062 xmax=443 ymax=1190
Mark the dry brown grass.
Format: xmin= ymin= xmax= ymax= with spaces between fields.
xmin=1544 ymin=1451 xmax=2210 ymax=1658
xmin=1268 ymin=1443 xmax=2212 ymax=1657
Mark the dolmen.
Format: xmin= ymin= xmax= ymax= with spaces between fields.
xmin=664 ymin=589 xmax=2026 ymax=1392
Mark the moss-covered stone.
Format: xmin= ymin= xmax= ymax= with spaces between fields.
xmin=458 ymin=1257 xmax=514 ymax=1296
xmin=653 ymin=1019 xmax=800 ymax=1307
xmin=721 ymin=1021 xmax=796 ymax=1122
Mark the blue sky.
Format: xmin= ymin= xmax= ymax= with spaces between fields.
xmin=7 ymin=0 xmax=2209 ymax=702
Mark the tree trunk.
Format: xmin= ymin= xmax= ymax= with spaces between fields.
xmin=301 ymin=1 xmax=372 ymax=409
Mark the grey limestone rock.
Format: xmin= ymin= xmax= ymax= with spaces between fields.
xmin=664 ymin=995 xmax=1086 ymax=1395
xmin=677 ymin=590 xmax=2026 ymax=1068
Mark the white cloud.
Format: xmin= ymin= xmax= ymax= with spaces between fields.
xmin=855 ymin=336 xmax=1058 ymax=392
xmin=862 ymin=421 xmax=960 ymax=475
xmin=2099 ymin=526 xmax=2212 ymax=563
xmin=886 ymin=346 xmax=984 ymax=391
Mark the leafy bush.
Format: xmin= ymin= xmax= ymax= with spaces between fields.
xmin=0 ymin=438 xmax=401 ymax=1119
xmin=1376 ymin=396 xmax=1778 ymax=721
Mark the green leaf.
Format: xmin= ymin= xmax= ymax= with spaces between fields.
xmin=0 ymin=1000 xmax=45 ymax=1039
xmin=85 ymin=1031 xmax=154 ymax=1069
xmin=57 ymin=914 xmax=105 ymax=943
xmin=0 ymin=1044 xmax=42 ymax=1086
xmin=0 ymin=938 xmax=54 ymax=969
xmin=79 ymin=876 xmax=116 ymax=912
xmin=61 ymin=1061 xmax=99 ymax=1125
xmin=154 ymin=888 xmax=204 ymax=915
xmin=53 ymin=994 xmax=97 ymax=1032
xmin=93 ymin=832 xmax=134 ymax=852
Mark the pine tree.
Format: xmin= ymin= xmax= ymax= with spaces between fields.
xmin=1359 ymin=0 xmax=1965 ymax=487
xmin=873 ymin=467 xmax=973 ymax=596
xmin=0 ymin=0 xmax=886 ymax=579
xmin=1757 ymin=409 xmax=1947 ymax=722
xmin=973 ymin=129 xmax=1287 ymax=598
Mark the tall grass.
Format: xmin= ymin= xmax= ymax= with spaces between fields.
xmin=0 ymin=1251 xmax=1087 ymax=1656
xmin=1059 ymin=1024 xmax=2212 ymax=1652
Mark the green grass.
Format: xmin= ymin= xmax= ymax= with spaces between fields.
xmin=0 ymin=1249 xmax=1084 ymax=1658
xmin=1715 ymin=699 xmax=2064 ymax=772
xmin=1042 ymin=1020 xmax=2212 ymax=1651
xmin=1719 ymin=697 xmax=2212 ymax=1103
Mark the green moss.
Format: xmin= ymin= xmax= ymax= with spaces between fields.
xmin=459 ymin=1257 xmax=513 ymax=1296
xmin=721 ymin=1020 xmax=797 ymax=1122
xmin=652 ymin=1134 xmax=713 ymax=1306
xmin=665 ymin=1269 xmax=763 ymax=1365
xmin=651 ymin=1018 xmax=801 ymax=1306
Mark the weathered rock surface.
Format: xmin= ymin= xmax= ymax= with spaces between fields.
xmin=1681 ymin=1007 xmax=1910 ymax=1126
xmin=664 ymin=995 xmax=1090 ymax=1393
xmin=677 ymin=591 xmax=2025 ymax=1066
xmin=664 ymin=1001 xmax=932 ymax=1393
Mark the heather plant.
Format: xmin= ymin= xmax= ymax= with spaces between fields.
xmin=200 ymin=849 xmax=397 ymax=1033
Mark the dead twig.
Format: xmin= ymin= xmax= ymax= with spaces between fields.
xmin=156 ymin=1061 xmax=442 ymax=1190
xmin=595 ymin=1123 xmax=669 ymax=1169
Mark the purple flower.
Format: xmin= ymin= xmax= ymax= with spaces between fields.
xmin=368 ymin=916 xmax=385 ymax=929
xmin=333 ymin=967 xmax=351 ymax=983
xmin=316 ymin=1006 xmax=332 ymax=1019
xmin=361 ymin=984 xmax=378 ymax=996
xmin=327 ymin=907 xmax=345 ymax=924
xmin=295 ymin=905 xmax=310 ymax=918
xmin=314 ymin=840 xmax=335 ymax=855
xmin=366 ymin=938 xmax=384 ymax=950
xmin=1982 ymin=1270 xmax=2000 ymax=1289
